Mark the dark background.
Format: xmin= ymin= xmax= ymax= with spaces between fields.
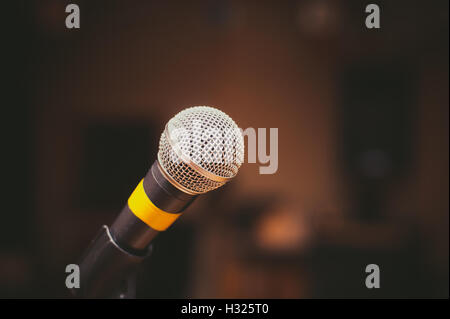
xmin=2 ymin=0 xmax=448 ymax=298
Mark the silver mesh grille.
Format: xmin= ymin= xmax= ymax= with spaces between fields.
xmin=158 ymin=106 xmax=244 ymax=194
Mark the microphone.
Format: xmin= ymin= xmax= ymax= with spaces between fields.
xmin=74 ymin=106 xmax=244 ymax=298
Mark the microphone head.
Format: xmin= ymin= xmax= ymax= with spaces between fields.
xmin=158 ymin=106 xmax=244 ymax=194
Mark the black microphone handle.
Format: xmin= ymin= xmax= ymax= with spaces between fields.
xmin=72 ymin=160 xmax=196 ymax=298
xmin=111 ymin=160 xmax=196 ymax=252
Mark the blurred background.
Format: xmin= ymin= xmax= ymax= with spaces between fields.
xmin=2 ymin=0 xmax=448 ymax=298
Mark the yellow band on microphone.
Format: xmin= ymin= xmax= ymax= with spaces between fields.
xmin=128 ymin=179 xmax=181 ymax=231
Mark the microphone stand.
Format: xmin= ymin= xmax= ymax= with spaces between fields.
xmin=71 ymin=225 xmax=152 ymax=299
xmin=71 ymin=161 xmax=195 ymax=298
xmin=110 ymin=268 xmax=138 ymax=299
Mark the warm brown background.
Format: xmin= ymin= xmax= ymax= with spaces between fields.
xmin=2 ymin=0 xmax=448 ymax=298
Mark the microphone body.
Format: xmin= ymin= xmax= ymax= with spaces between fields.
xmin=74 ymin=161 xmax=196 ymax=298
xmin=72 ymin=106 xmax=244 ymax=298
xmin=111 ymin=160 xmax=196 ymax=252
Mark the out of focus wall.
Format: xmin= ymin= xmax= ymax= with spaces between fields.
xmin=1 ymin=0 xmax=446 ymax=298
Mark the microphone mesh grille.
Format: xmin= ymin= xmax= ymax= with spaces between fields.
xmin=158 ymin=106 xmax=244 ymax=194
